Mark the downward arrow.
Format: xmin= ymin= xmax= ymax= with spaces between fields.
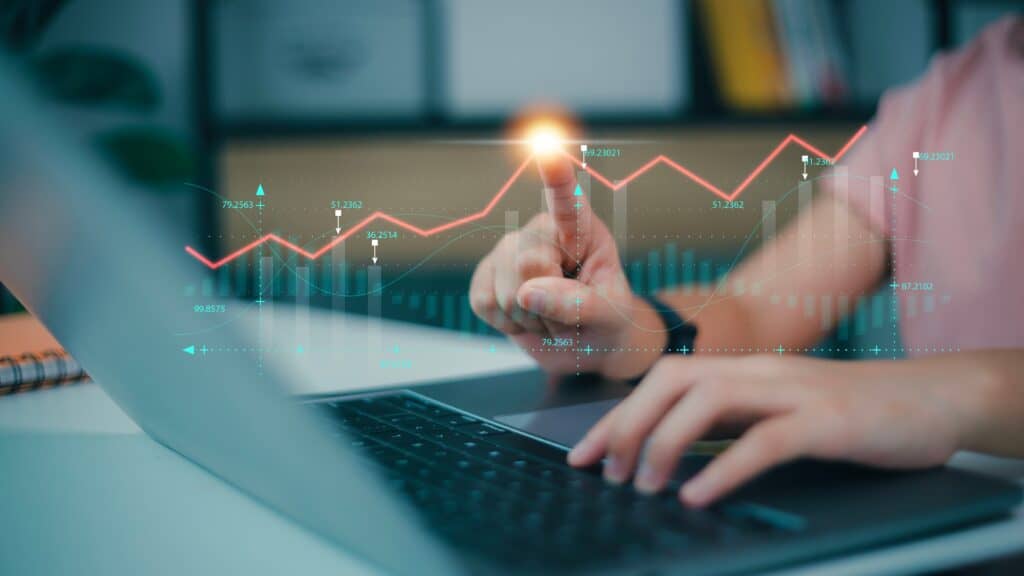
xmin=371 ymin=243 xmax=378 ymax=264
xmin=802 ymin=172 xmax=808 ymax=180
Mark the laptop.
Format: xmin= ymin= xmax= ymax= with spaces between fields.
xmin=0 ymin=58 xmax=1020 ymax=575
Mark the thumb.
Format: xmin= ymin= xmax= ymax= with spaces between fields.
xmin=516 ymin=276 xmax=622 ymax=329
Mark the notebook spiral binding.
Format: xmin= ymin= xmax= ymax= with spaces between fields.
xmin=0 ymin=349 xmax=89 ymax=395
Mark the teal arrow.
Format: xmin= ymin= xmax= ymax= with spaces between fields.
xmin=573 ymin=183 xmax=583 ymax=197
xmin=256 ymin=184 xmax=265 ymax=196
xmin=890 ymin=168 xmax=899 ymax=180
xmin=182 ymin=345 xmax=195 ymax=355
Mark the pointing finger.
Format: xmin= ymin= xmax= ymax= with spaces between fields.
xmin=537 ymin=153 xmax=591 ymax=270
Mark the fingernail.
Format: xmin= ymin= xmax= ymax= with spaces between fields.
xmin=520 ymin=288 xmax=547 ymax=314
xmin=603 ymin=456 xmax=627 ymax=484
xmin=680 ymin=480 xmax=710 ymax=507
xmin=634 ymin=463 xmax=660 ymax=494
xmin=567 ymin=442 xmax=587 ymax=465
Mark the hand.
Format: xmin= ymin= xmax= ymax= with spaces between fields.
xmin=568 ymin=354 xmax=968 ymax=507
xmin=469 ymin=153 xmax=665 ymax=378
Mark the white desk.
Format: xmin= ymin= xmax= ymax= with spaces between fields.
xmin=1 ymin=310 xmax=1022 ymax=575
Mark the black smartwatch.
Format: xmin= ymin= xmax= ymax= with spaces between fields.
xmin=641 ymin=294 xmax=698 ymax=355
xmin=628 ymin=295 xmax=697 ymax=384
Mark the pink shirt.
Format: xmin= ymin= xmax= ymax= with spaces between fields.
xmin=841 ymin=16 xmax=1024 ymax=355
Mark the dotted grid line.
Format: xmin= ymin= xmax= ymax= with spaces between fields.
xmin=575 ymin=182 xmax=582 ymax=376
xmin=528 ymin=346 xmax=962 ymax=355
xmin=257 ymin=194 xmax=264 ymax=375
xmin=889 ymin=172 xmax=899 ymax=360
xmin=201 ymin=347 xmax=273 ymax=353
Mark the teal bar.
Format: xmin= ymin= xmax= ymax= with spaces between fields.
xmin=647 ymin=250 xmax=661 ymax=294
xmin=665 ymin=243 xmax=678 ymax=288
xmin=234 ymin=252 xmax=248 ymax=297
xmin=872 ymin=292 xmax=886 ymax=328
xmin=699 ymin=260 xmax=712 ymax=285
xmin=337 ymin=263 xmax=348 ymax=297
xmin=409 ymin=291 xmax=422 ymax=311
xmin=320 ymin=261 xmax=332 ymax=294
xmin=682 ymin=250 xmax=695 ymax=293
xmin=629 ymin=260 xmax=644 ymax=295
xmin=426 ymin=292 xmax=438 ymax=319
xmin=286 ymin=236 xmax=298 ymax=297
xmin=459 ymin=294 xmax=473 ymax=334
xmin=854 ymin=296 xmax=868 ymax=336
xmin=837 ymin=316 xmax=850 ymax=341
xmin=355 ymin=269 xmax=367 ymax=296
xmin=218 ymin=265 xmax=231 ymax=297
xmin=443 ymin=293 xmax=455 ymax=330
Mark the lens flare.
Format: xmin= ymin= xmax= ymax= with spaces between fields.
xmin=506 ymin=105 xmax=577 ymax=159
xmin=527 ymin=124 xmax=566 ymax=155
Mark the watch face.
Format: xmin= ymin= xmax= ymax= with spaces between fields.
xmin=643 ymin=295 xmax=697 ymax=354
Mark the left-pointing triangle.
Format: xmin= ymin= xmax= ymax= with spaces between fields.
xmin=183 ymin=345 xmax=195 ymax=355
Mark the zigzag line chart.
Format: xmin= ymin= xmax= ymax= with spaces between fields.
xmin=185 ymin=125 xmax=868 ymax=269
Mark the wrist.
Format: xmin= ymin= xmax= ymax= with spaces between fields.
xmin=601 ymin=294 xmax=668 ymax=380
xmin=945 ymin=354 xmax=1014 ymax=455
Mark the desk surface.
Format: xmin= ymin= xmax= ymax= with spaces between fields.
xmin=1 ymin=309 xmax=1022 ymax=576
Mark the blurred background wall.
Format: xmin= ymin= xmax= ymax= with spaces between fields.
xmin=1 ymin=0 xmax=1019 ymax=351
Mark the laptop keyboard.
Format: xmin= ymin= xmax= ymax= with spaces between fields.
xmin=318 ymin=392 xmax=792 ymax=571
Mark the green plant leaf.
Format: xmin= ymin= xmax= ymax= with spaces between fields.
xmin=96 ymin=127 xmax=195 ymax=186
xmin=33 ymin=46 xmax=160 ymax=112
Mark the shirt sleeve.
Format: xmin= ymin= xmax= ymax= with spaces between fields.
xmin=833 ymin=80 xmax=929 ymax=237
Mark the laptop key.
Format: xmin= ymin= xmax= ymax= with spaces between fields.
xmin=390 ymin=414 xmax=446 ymax=435
xmin=324 ymin=393 xmax=768 ymax=567
xmin=487 ymin=433 xmax=571 ymax=464
xmin=350 ymin=397 xmax=407 ymax=417
xmin=437 ymin=414 xmax=480 ymax=427
xmin=381 ymin=414 xmax=419 ymax=426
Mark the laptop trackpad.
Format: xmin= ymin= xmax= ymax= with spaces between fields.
xmin=494 ymin=398 xmax=620 ymax=448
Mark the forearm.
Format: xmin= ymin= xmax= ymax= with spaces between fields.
xmin=655 ymin=193 xmax=887 ymax=353
xmin=654 ymin=290 xmax=764 ymax=352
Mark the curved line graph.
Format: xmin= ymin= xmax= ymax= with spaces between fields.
xmin=185 ymin=125 xmax=868 ymax=269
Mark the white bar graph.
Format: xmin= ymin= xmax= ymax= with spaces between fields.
xmin=833 ymin=165 xmax=850 ymax=275
xmin=330 ymin=242 xmax=347 ymax=347
xmin=762 ymin=200 xmax=777 ymax=291
xmin=614 ymin=180 xmax=628 ymax=261
xmin=296 ymin=266 xmax=310 ymax=354
xmin=259 ymin=256 xmax=274 ymax=352
xmin=368 ymin=264 xmax=383 ymax=365
xmin=798 ymin=180 xmax=813 ymax=270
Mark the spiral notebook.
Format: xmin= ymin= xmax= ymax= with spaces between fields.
xmin=0 ymin=313 xmax=89 ymax=395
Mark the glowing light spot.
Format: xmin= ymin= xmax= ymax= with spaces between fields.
xmin=528 ymin=124 xmax=565 ymax=155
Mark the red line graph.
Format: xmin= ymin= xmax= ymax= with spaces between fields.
xmin=185 ymin=125 xmax=867 ymax=269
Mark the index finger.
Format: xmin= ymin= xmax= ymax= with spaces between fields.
xmin=680 ymin=417 xmax=806 ymax=507
xmin=537 ymin=153 xmax=592 ymax=271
